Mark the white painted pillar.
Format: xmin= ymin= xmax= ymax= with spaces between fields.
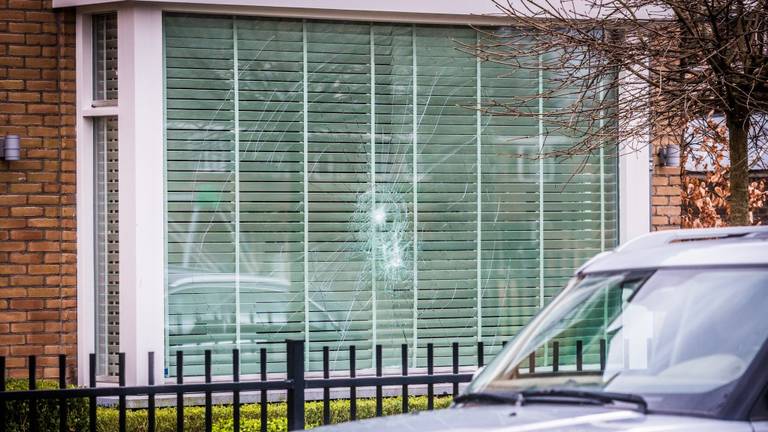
xmin=75 ymin=11 xmax=95 ymax=386
xmin=117 ymin=4 xmax=166 ymax=386
xmin=618 ymin=67 xmax=652 ymax=244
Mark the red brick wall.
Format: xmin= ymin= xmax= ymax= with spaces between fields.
xmin=651 ymin=137 xmax=683 ymax=231
xmin=0 ymin=0 xmax=76 ymax=381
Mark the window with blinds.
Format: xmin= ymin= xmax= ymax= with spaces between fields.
xmin=94 ymin=116 xmax=120 ymax=377
xmin=164 ymin=14 xmax=618 ymax=376
xmin=93 ymin=13 xmax=117 ymax=102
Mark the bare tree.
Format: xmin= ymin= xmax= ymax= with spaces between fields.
xmin=469 ymin=0 xmax=768 ymax=225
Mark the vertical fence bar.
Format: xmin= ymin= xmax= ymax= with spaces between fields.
xmin=1 ymin=356 xmax=6 ymax=432
xmin=233 ymin=349 xmax=240 ymax=432
xmin=148 ymin=352 xmax=155 ymax=432
xmin=204 ymin=350 xmax=212 ymax=432
xmin=452 ymin=343 xmax=459 ymax=397
xmin=89 ymin=354 xmax=96 ymax=432
xmin=322 ymin=347 xmax=330 ymax=425
xmin=118 ymin=353 xmax=126 ymax=432
xmin=349 ymin=345 xmax=356 ymax=421
xmin=286 ymin=340 xmax=305 ymax=431
xmin=260 ymin=348 xmax=268 ymax=432
xmin=176 ymin=351 xmax=184 ymax=432
xmin=29 ymin=355 xmax=37 ymax=432
xmin=529 ymin=352 xmax=536 ymax=374
xmin=58 ymin=354 xmax=67 ymax=432
xmin=552 ymin=341 xmax=559 ymax=372
xmin=576 ymin=340 xmax=583 ymax=372
xmin=401 ymin=344 xmax=408 ymax=414
xmin=599 ymin=339 xmax=606 ymax=371
xmin=375 ymin=345 xmax=382 ymax=417
xmin=477 ymin=341 xmax=484 ymax=367
xmin=427 ymin=343 xmax=434 ymax=410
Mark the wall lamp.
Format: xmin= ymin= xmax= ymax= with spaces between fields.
xmin=1 ymin=135 xmax=21 ymax=161
xmin=658 ymin=144 xmax=680 ymax=167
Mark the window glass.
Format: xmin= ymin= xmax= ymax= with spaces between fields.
xmin=94 ymin=116 xmax=119 ymax=377
xmin=163 ymin=15 xmax=618 ymax=376
xmin=93 ymin=13 xmax=118 ymax=102
xmin=470 ymin=268 xmax=768 ymax=416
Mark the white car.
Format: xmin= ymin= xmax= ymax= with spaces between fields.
xmin=317 ymin=226 xmax=768 ymax=431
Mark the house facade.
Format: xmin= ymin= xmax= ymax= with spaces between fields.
xmin=0 ymin=0 xmax=682 ymax=386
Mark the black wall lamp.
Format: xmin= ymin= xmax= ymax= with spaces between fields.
xmin=1 ymin=135 xmax=20 ymax=161
xmin=658 ymin=144 xmax=680 ymax=167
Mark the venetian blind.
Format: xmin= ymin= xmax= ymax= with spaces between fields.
xmin=93 ymin=13 xmax=118 ymax=101
xmin=94 ymin=116 xmax=120 ymax=377
xmin=164 ymin=15 xmax=618 ymax=376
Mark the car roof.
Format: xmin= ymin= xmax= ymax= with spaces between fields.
xmin=581 ymin=226 xmax=768 ymax=273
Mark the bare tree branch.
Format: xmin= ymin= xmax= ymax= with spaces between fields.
xmin=467 ymin=0 xmax=768 ymax=224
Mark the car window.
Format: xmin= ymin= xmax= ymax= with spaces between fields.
xmin=468 ymin=266 xmax=768 ymax=416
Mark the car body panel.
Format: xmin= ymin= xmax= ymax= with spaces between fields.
xmin=312 ymin=405 xmax=752 ymax=432
xmin=582 ymin=236 xmax=768 ymax=274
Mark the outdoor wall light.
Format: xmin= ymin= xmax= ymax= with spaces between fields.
xmin=658 ymin=144 xmax=680 ymax=167
xmin=3 ymin=135 xmax=20 ymax=161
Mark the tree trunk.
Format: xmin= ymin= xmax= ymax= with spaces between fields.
xmin=726 ymin=113 xmax=751 ymax=226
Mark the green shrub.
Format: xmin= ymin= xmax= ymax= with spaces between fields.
xmin=2 ymin=380 xmax=451 ymax=432
xmin=2 ymin=379 xmax=89 ymax=432
xmin=95 ymin=396 xmax=453 ymax=432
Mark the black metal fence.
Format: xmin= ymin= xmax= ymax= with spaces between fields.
xmin=0 ymin=340 xmax=484 ymax=432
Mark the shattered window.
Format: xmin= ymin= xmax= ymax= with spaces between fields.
xmin=164 ymin=15 xmax=618 ymax=376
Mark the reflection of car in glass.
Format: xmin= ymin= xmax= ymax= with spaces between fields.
xmin=317 ymin=227 xmax=768 ymax=431
xmin=166 ymin=269 xmax=343 ymax=347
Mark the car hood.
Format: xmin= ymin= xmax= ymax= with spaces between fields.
xmin=311 ymin=404 xmax=750 ymax=432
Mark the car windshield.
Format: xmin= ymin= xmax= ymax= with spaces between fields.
xmin=467 ymin=266 xmax=768 ymax=415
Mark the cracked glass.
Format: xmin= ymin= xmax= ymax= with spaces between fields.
xmin=163 ymin=15 xmax=618 ymax=376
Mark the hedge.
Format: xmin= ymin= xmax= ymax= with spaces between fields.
xmin=3 ymin=379 xmax=89 ymax=432
xmin=3 ymin=379 xmax=452 ymax=432
xmin=97 ymin=396 xmax=453 ymax=432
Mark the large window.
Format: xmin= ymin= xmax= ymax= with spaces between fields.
xmin=164 ymin=14 xmax=618 ymax=376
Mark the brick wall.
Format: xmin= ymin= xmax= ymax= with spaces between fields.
xmin=0 ymin=0 xmax=76 ymax=381
xmin=651 ymin=136 xmax=683 ymax=231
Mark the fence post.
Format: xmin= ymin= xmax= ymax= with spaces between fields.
xmin=233 ymin=349 xmax=240 ymax=432
xmin=204 ymin=350 xmax=212 ymax=432
xmin=148 ymin=352 xmax=156 ymax=432
xmin=59 ymin=354 xmax=67 ymax=432
xmin=29 ymin=355 xmax=38 ymax=432
xmin=89 ymin=354 xmax=96 ymax=432
xmin=1 ymin=356 xmax=6 ymax=432
xmin=119 ymin=353 xmax=126 ymax=432
xmin=286 ymin=339 xmax=305 ymax=431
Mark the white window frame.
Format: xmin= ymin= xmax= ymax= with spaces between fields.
xmin=75 ymin=1 xmax=650 ymax=385
xmin=75 ymin=5 xmax=120 ymax=385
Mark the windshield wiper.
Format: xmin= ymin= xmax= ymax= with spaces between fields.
xmin=453 ymin=391 xmax=521 ymax=405
xmin=520 ymin=389 xmax=648 ymax=413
